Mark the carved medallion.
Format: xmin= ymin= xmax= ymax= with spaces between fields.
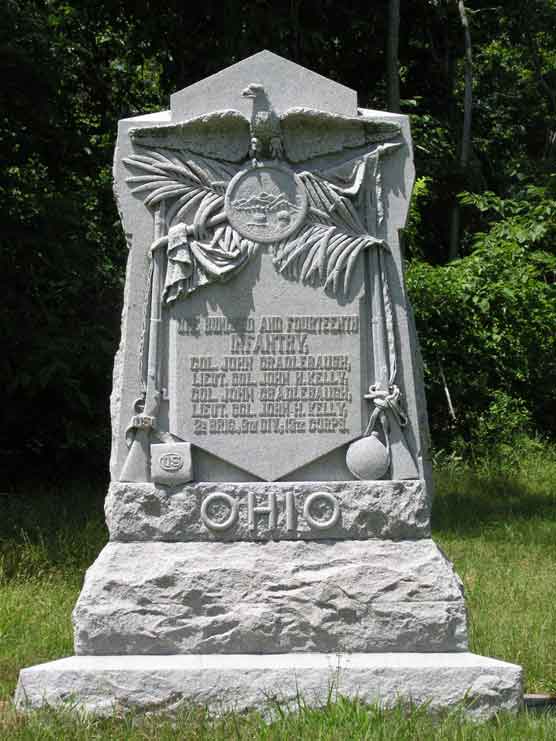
xmin=225 ymin=165 xmax=308 ymax=244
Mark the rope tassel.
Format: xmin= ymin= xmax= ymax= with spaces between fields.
xmin=364 ymin=382 xmax=408 ymax=436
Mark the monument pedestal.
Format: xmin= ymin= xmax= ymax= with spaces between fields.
xmin=15 ymin=481 xmax=523 ymax=718
xmin=68 ymin=482 xmax=466 ymax=656
xmin=71 ymin=538 xmax=468 ymax=656
xmin=16 ymin=653 xmax=522 ymax=719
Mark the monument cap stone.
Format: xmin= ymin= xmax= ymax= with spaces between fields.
xmin=170 ymin=50 xmax=358 ymax=120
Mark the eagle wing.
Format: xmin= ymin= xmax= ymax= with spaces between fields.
xmin=281 ymin=108 xmax=401 ymax=163
xmin=129 ymin=110 xmax=251 ymax=163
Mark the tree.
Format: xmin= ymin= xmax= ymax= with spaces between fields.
xmin=0 ymin=0 xmax=163 ymax=482
xmin=386 ymin=0 xmax=401 ymax=112
xmin=448 ymin=0 xmax=473 ymax=260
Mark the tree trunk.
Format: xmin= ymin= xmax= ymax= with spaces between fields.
xmin=448 ymin=0 xmax=473 ymax=260
xmin=386 ymin=0 xmax=401 ymax=113
xmin=459 ymin=0 xmax=473 ymax=168
xmin=526 ymin=29 xmax=556 ymax=161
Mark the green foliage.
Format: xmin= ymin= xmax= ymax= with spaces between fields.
xmin=0 ymin=481 xmax=106 ymax=584
xmin=433 ymin=441 xmax=556 ymax=697
xmin=3 ymin=699 xmax=556 ymax=740
xmin=473 ymin=392 xmax=534 ymax=455
xmin=1 ymin=0 xmax=165 ymax=481
xmin=470 ymin=2 xmax=556 ymax=185
xmin=403 ymin=174 xmax=434 ymax=259
xmin=407 ymin=182 xmax=556 ymax=450
xmin=459 ymin=184 xmax=556 ymax=257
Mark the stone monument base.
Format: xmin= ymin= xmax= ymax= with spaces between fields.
xmin=72 ymin=539 xmax=468 ymax=655
xmin=16 ymin=653 xmax=522 ymax=719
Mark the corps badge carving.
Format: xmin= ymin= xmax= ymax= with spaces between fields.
xmin=151 ymin=443 xmax=192 ymax=486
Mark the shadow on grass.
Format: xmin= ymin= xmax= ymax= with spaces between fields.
xmin=0 ymin=479 xmax=108 ymax=581
xmin=432 ymin=446 xmax=556 ymax=537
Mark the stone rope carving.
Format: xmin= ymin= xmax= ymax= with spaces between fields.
xmin=347 ymin=247 xmax=411 ymax=480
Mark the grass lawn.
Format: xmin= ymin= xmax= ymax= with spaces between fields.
xmin=1 ymin=441 xmax=555 ymax=738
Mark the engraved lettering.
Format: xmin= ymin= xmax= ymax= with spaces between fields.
xmin=221 ymin=356 xmax=254 ymax=372
xmin=223 ymin=386 xmax=256 ymax=403
xmin=197 ymin=491 xmax=344 ymax=535
xmin=192 ymin=387 xmax=219 ymax=402
xmin=159 ymin=453 xmax=184 ymax=472
xmin=285 ymin=491 xmax=297 ymax=531
xmin=204 ymin=316 xmax=255 ymax=334
xmin=192 ymin=403 xmax=228 ymax=418
xmin=182 ymin=314 xmax=359 ymax=440
xmin=190 ymin=356 xmax=219 ymax=371
xmin=192 ymin=372 xmax=226 ymax=387
xmin=178 ymin=317 xmax=201 ymax=335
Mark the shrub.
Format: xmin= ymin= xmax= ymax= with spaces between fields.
xmin=406 ymin=184 xmax=556 ymax=453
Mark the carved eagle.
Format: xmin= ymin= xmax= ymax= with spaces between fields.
xmin=123 ymin=87 xmax=402 ymax=302
xmin=128 ymin=84 xmax=401 ymax=165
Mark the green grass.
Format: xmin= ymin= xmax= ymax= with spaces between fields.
xmin=1 ymin=441 xmax=555 ymax=738
xmin=1 ymin=696 xmax=556 ymax=740
xmin=0 ymin=480 xmax=106 ymax=700
xmin=433 ymin=440 xmax=556 ymax=694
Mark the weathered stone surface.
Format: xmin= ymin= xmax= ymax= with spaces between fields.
xmin=105 ymin=480 xmax=430 ymax=542
xmin=73 ymin=540 xmax=467 ymax=655
xmin=15 ymin=653 xmax=523 ymax=720
xmin=151 ymin=443 xmax=193 ymax=486
xmin=168 ymin=251 xmax=368 ymax=481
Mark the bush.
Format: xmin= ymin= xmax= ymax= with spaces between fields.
xmin=406 ymin=184 xmax=556 ymax=454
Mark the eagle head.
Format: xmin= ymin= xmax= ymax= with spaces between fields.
xmin=241 ymin=83 xmax=265 ymax=99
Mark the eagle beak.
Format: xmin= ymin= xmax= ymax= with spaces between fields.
xmin=242 ymin=87 xmax=257 ymax=98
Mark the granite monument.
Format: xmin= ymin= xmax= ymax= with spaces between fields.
xmin=16 ymin=51 xmax=522 ymax=718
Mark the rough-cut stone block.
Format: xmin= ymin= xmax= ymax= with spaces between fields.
xmin=15 ymin=653 xmax=523 ymax=720
xmin=73 ymin=540 xmax=467 ymax=655
xmin=105 ymin=480 xmax=430 ymax=542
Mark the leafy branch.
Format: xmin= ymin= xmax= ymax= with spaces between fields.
xmin=273 ymin=171 xmax=385 ymax=293
xmin=123 ymin=149 xmax=237 ymax=228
